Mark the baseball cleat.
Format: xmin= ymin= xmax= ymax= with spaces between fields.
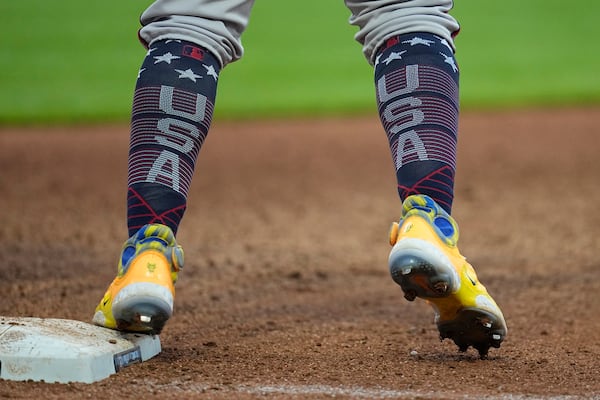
xmin=388 ymin=195 xmax=507 ymax=358
xmin=93 ymin=224 xmax=183 ymax=334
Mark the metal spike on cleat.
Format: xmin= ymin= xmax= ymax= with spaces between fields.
xmin=490 ymin=332 xmax=504 ymax=348
xmin=140 ymin=315 xmax=152 ymax=323
xmin=432 ymin=281 xmax=449 ymax=294
xmin=403 ymin=289 xmax=417 ymax=301
xmin=475 ymin=344 xmax=490 ymax=359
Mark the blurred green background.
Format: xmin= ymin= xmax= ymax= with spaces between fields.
xmin=1 ymin=0 xmax=599 ymax=125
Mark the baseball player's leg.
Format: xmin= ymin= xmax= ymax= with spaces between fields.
xmin=93 ymin=0 xmax=255 ymax=333
xmin=347 ymin=0 xmax=460 ymax=210
xmin=346 ymin=0 xmax=507 ymax=356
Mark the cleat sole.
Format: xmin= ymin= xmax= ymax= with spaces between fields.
xmin=112 ymin=283 xmax=173 ymax=335
xmin=438 ymin=308 xmax=506 ymax=358
xmin=111 ymin=282 xmax=174 ymax=334
xmin=114 ymin=300 xmax=171 ymax=334
xmin=390 ymin=253 xmax=455 ymax=300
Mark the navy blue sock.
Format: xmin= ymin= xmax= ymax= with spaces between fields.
xmin=375 ymin=33 xmax=459 ymax=214
xmin=127 ymin=40 xmax=220 ymax=236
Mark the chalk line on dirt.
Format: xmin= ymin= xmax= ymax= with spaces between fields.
xmin=148 ymin=381 xmax=598 ymax=399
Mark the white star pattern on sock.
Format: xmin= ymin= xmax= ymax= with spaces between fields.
xmin=203 ymin=65 xmax=218 ymax=81
xmin=439 ymin=52 xmax=458 ymax=72
xmin=154 ymin=52 xmax=181 ymax=64
xmin=174 ymin=68 xmax=202 ymax=82
xmin=383 ymin=51 xmax=407 ymax=65
xmin=440 ymin=38 xmax=453 ymax=52
xmin=402 ymin=37 xmax=434 ymax=46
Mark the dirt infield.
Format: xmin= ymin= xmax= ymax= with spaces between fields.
xmin=0 ymin=108 xmax=599 ymax=399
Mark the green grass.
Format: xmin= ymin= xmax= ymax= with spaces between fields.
xmin=453 ymin=0 xmax=600 ymax=108
xmin=215 ymin=1 xmax=373 ymax=119
xmin=0 ymin=1 xmax=143 ymax=124
xmin=1 ymin=0 xmax=599 ymax=124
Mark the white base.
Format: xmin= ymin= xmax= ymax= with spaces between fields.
xmin=0 ymin=316 xmax=161 ymax=383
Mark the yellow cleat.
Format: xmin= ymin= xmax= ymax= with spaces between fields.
xmin=388 ymin=195 xmax=507 ymax=357
xmin=93 ymin=224 xmax=183 ymax=334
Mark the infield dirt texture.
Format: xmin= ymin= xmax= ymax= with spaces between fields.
xmin=1 ymin=107 xmax=599 ymax=399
